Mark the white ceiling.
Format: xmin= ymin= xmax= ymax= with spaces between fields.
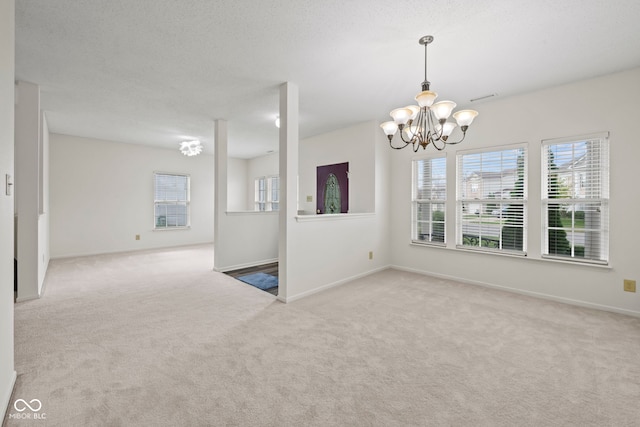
xmin=15 ymin=0 xmax=640 ymax=159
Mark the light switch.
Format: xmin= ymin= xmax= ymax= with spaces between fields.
xmin=5 ymin=174 xmax=13 ymax=196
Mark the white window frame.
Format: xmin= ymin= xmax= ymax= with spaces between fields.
xmin=412 ymin=154 xmax=446 ymax=245
xmin=154 ymin=172 xmax=190 ymax=230
xmin=456 ymin=143 xmax=528 ymax=255
xmin=541 ymin=132 xmax=609 ymax=265
xmin=254 ymin=175 xmax=279 ymax=211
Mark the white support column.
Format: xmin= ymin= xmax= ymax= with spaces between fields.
xmin=278 ymin=82 xmax=299 ymax=302
xmin=15 ymin=81 xmax=40 ymax=301
xmin=213 ymin=119 xmax=227 ymax=271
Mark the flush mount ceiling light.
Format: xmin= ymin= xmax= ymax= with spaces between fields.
xmin=179 ymin=140 xmax=203 ymax=156
xmin=380 ymin=35 xmax=479 ymax=151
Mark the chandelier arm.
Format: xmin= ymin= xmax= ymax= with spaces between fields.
xmin=431 ymin=137 xmax=447 ymax=151
xmin=388 ymin=136 xmax=412 ymax=150
xmin=442 ymin=130 xmax=468 ymax=145
xmin=424 ymin=111 xmax=430 ymax=144
xmin=428 ymin=110 xmax=446 ymax=142
xmin=424 ymin=111 xmax=436 ymax=144
xmin=398 ymin=126 xmax=413 ymax=144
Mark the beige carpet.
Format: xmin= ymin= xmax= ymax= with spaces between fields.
xmin=6 ymin=244 xmax=640 ymax=426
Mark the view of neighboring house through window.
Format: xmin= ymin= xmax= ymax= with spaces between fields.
xmin=412 ymin=156 xmax=446 ymax=244
xmin=154 ymin=172 xmax=190 ymax=229
xmin=255 ymin=176 xmax=279 ymax=211
xmin=542 ymin=133 xmax=609 ymax=263
xmin=457 ymin=145 xmax=527 ymax=253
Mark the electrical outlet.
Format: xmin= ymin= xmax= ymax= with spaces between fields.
xmin=368 ymin=251 xmax=373 ymax=260
xmin=623 ymin=279 xmax=636 ymax=293
xmin=135 ymin=234 xmax=140 ymax=241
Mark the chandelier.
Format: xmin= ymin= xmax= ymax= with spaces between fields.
xmin=380 ymin=35 xmax=478 ymax=151
xmin=180 ymin=140 xmax=203 ymax=156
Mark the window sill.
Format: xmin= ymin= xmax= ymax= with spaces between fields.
xmin=455 ymin=244 xmax=527 ymax=258
xmin=411 ymin=240 xmax=446 ymax=248
xmin=226 ymin=210 xmax=278 ymax=216
xmin=409 ymin=242 xmax=612 ymax=269
xmin=153 ymin=226 xmax=191 ymax=231
xmin=295 ymin=212 xmax=375 ymax=222
xmin=540 ymin=255 xmax=610 ymax=268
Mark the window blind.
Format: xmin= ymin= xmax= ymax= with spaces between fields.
xmin=542 ymin=133 xmax=609 ymax=263
xmin=457 ymin=145 xmax=527 ymax=253
xmin=254 ymin=176 xmax=280 ymax=211
xmin=412 ymin=156 xmax=446 ymax=244
xmin=269 ymin=176 xmax=280 ymax=211
xmin=154 ymin=173 xmax=190 ymax=229
xmin=255 ymin=177 xmax=267 ymax=211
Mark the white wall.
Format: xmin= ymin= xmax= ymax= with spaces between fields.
xmin=13 ymin=88 xmax=49 ymax=300
xmin=15 ymin=81 xmax=43 ymax=301
xmin=227 ymin=153 xmax=279 ymax=212
xmin=214 ymin=122 xmax=279 ymax=271
xmin=298 ymin=122 xmax=376 ymax=214
xmin=284 ymin=121 xmax=391 ymax=301
xmin=215 ymin=120 xmax=389 ymax=278
xmin=227 ymin=157 xmax=247 ymax=211
xmin=49 ymin=134 xmax=214 ymax=258
xmin=15 ymin=81 xmax=49 ymax=301
xmin=390 ymin=68 xmax=640 ymax=316
xmin=215 ymin=211 xmax=279 ymax=270
xmin=37 ymin=113 xmax=50 ymax=290
xmin=0 ymin=0 xmax=16 ymax=418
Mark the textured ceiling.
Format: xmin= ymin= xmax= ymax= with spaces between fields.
xmin=15 ymin=0 xmax=640 ymax=158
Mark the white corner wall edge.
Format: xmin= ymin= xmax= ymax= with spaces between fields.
xmin=1 ymin=371 xmax=17 ymax=421
xmin=391 ymin=265 xmax=640 ymax=318
xmin=279 ymin=265 xmax=391 ymax=303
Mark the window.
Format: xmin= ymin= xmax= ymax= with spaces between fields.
xmin=412 ymin=156 xmax=446 ymax=244
xmin=542 ymin=133 xmax=609 ymax=263
xmin=254 ymin=176 xmax=279 ymax=211
xmin=457 ymin=145 xmax=527 ymax=254
xmin=270 ymin=176 xmax=279 ymax=211
xmin=154 ymin=173 xmax=190 ymax=229
xmin=255 ymin=177 xmax=267 ymax=211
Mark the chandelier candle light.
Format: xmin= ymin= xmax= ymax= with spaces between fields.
xmin=180 ymin=140 xmax=203 ymax=156
xmin=380 ymin=35 xmax=478 ymax=151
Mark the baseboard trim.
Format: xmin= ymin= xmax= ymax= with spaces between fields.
xmin=282 ymin=265 xmax=391 ymax=303
xmin=392 ymin=265 xmax=640 ymax=318
xmin=214 ymin=258 xmax=278 ymax=273
xmin=51 ymin=242 xmax=214 ymax=260
xmin=1 ymin=370 xmax=17 ymax=421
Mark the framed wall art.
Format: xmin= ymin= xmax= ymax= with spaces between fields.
xmin=316 ymin=162 xmax=349 ymax=214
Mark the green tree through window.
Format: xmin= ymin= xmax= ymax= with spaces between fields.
xmin=546 ymin=150 xmax=571 ymax=255
xmin=501 ymin=152 xmax=524 ymax=250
